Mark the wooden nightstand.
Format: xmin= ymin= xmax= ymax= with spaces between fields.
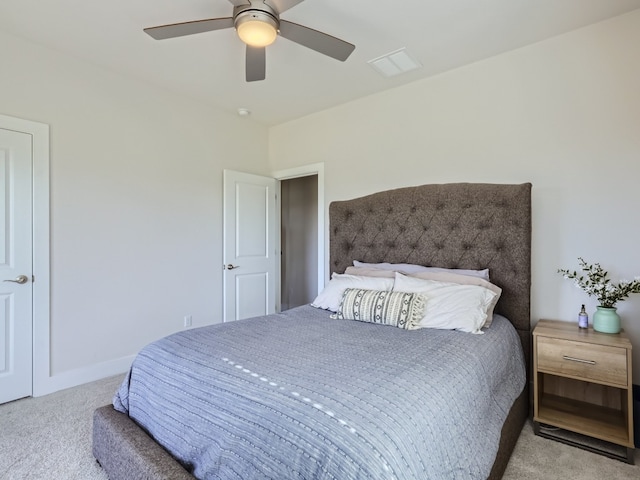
xmin=533 ymin=319 xmax=635 ymax=463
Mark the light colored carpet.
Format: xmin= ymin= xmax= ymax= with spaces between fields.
xmin=0 ymin=375 xmax=120 ymax=480
xmin=0 ymin=376 xmax=638 ymax=479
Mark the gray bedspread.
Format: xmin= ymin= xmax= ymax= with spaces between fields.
xmin=114 ymin=305 xmax=525 ymax=480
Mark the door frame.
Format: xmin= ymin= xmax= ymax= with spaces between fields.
xmin=272 ymin=162 xmax=325 ymax=312
xmin=0 ymin=113 xmax=50 ymax=398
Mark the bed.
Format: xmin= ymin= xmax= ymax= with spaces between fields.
xmin=93 ymin=182 xmax=532 ymax=480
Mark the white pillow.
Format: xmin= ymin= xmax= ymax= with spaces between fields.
xmin=392 ymin=272 xmax=497 ymax=334
xmin=353 ymin=260 xmax=490 ymax=281
xmin=408 ymin=271 xmax=502 ymax=329
xmin=311 ymin=273 xmax=394 ymax=312
xmin=345 ymin=266 xmax=502 ymax=328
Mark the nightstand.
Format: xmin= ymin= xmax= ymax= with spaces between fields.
xmin=533 ymin=319 xmax=635 ymax=463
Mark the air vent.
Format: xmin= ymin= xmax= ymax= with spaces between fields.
xmin=368 ymin=48 xmax=422 ymax=77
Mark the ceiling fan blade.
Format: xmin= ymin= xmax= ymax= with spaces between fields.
xmin=144 ymin=18 xmax=234 ymax=40
xmin=279 ymin=20 xmax=355 ymax=61
xmin=246 ymin=46 xmax=266 ymax=82
xmin=264 ymin=0 xmax=305 ymax=14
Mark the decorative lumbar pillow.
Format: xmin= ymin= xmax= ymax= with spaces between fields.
xmin=352 ymin=260 xmax=490 ymax=281
xmin=393 ymin=272 xmax=497 ymax=334
xmin=311 ymin=274 xmax=394 ymax=312
xmin=333 ymin=288 xmax=425 ymax=330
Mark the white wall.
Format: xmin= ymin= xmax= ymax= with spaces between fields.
xmin=269 ymin=11 xmax=640 ymax=382
xmin=0 ymin=30 xmax=269 ymax=391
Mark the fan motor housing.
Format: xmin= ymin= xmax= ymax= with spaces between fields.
xmin=233 ymin=1 xmax=280 ymax=24
xmin=234 ymin=10 xmax=280 ymax=31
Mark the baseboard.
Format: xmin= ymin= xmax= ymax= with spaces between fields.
xmin=33 ymin=354 xmax=134 ymax=397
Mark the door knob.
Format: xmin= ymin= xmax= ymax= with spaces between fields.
xmin=3 ymin=275 xmax=29 ymax=284
xmin=225 ymin=264 xmax=239 ymax=270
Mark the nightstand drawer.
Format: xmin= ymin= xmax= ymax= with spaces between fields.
xmin=537 ymin=337 xmax=628 ymax=386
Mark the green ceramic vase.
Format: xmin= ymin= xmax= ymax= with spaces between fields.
xmin=592 ymin=306 xmax=621 ymax=334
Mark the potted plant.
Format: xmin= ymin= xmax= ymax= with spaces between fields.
xmin=558 ymin=257 xmax=640 ymax=333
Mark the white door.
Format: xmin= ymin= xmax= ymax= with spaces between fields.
xmin=0 ymin=128 xmax=33 ymax=404
xmin=223 ymin=170 xmax=277 ymax=322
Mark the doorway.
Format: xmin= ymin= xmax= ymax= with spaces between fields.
xmin=0 ymin=114 xmax=49 ymax=402
xmin=280 ymin=175 xmax=318 ymax=311
xmin=223 ymin=164 xmax=324 ymax=319
xmin=0 ymin=127 xmax=33 ymax=404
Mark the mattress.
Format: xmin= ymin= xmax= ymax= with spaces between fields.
xmin=114 ymin=305 xmax=526 ymax=480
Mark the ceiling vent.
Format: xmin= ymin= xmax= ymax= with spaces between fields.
xmin=368 ymin=48 xmax=422 ymax=77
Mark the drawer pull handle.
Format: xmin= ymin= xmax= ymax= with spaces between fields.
xmin=562 ymin=355 xmax=596 ymax=365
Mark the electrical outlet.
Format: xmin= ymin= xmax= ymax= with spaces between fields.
xmin=183 ymin=315 xmax=192 ymax=328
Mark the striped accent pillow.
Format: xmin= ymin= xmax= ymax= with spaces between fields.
xmin=334 ymin=288 xmax=425 ymax=330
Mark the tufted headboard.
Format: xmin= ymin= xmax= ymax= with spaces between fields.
xmin=329 ymin=182 xmax=532 ymax=370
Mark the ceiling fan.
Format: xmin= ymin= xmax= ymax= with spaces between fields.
xmin=144 ymin=0 xmax=356 ymax=82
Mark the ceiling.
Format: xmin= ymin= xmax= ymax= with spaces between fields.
xmin=1 ymin=0 xmax=640 ymax=125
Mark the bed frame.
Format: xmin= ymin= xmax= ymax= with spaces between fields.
xmin=93 ymin=182 xmax=532 ymax=480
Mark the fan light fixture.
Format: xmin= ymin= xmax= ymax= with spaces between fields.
xmin=235 ymin=11 xmax=279 ymax=47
